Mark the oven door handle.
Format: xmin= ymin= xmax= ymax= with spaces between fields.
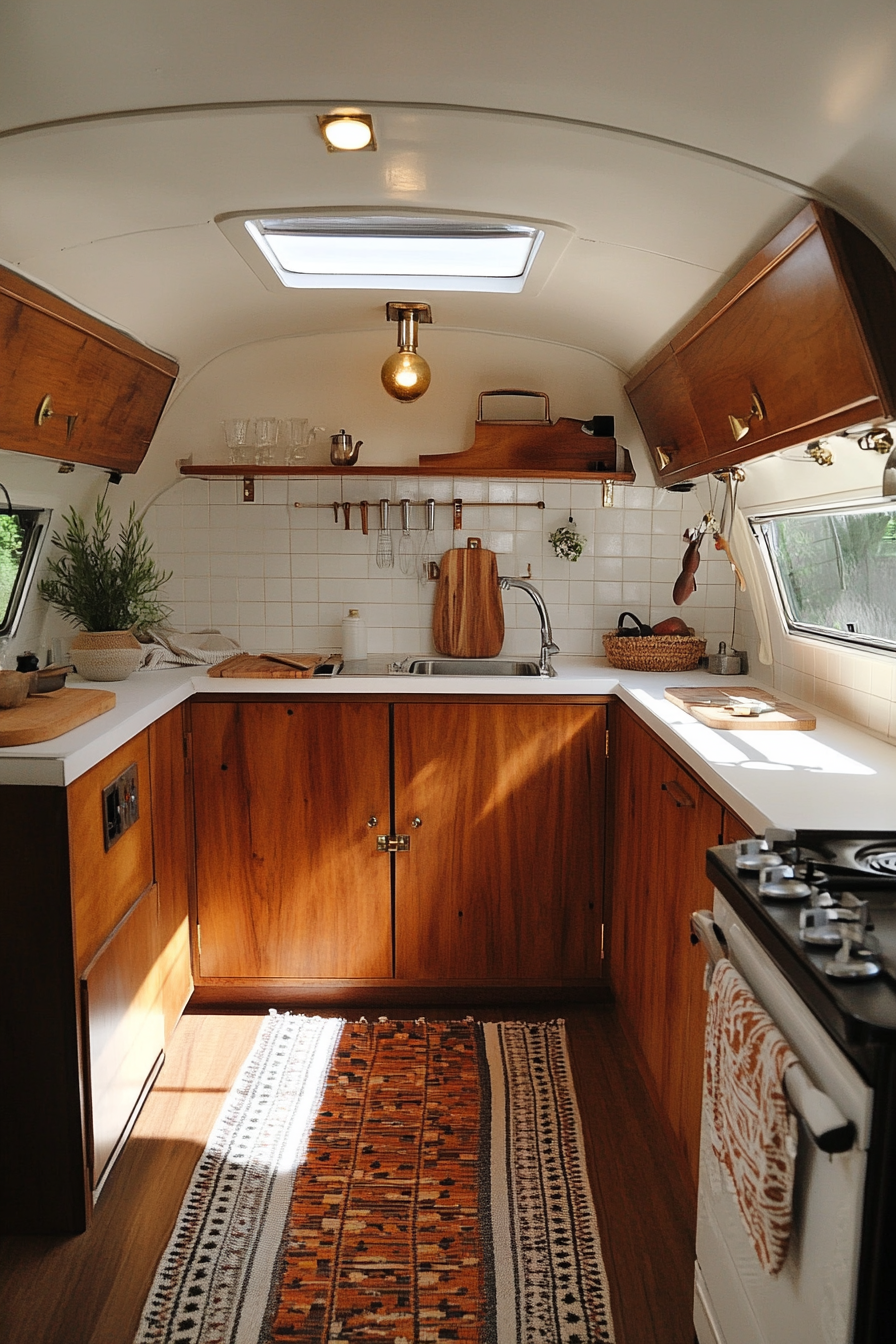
xmin=783 ymin=1063 xmax=856 ymax=1154
xmin=690 ymin=909 xmax=857 ymax=1154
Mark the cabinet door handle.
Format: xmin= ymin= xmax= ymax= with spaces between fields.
xmin=661 ymin=779 xmax=695 ymax=808
xmin=728 ymin=390 xmax=765 ymax=442
xmin=655 ymin=446 xmax=673 ymax=470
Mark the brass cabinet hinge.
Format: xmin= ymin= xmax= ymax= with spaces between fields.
xmin=605 ymin=728 xmax=610 ymax=757
xmin=600 ymin=922 xmax=605 ymax=961
xmin=196 ymin=923 xmax=201 ymax=955
xmin=377 ymin=834 xmax=410 ymax=852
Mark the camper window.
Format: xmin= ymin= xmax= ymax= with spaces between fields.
xmin=0 ymin=506 xmax=50 ymax=639
xmin=753 ymin=500 xmax=896 ymax=655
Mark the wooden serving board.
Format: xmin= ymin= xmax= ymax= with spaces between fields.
xmin=432 ymin=543 xmax=504 ymax=658
xmin=664 ymin=686 xmax=816 ymax=731
xmin=207 ymin=653 xmax=325 ymax=678
xmin=0 ymin=687 xmax=116 ymax=746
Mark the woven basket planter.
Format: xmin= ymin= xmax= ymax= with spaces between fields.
xmin=70 ymin=629 xmax=143 ymax=682
xmin=602 ymin=631 xmax=706 ymax=672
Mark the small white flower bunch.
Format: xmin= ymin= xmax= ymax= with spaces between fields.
xmin=548 ymin=515 xmax=586 ymax=562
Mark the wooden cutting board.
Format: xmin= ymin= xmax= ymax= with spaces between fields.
xmin=664 ymin=686 xmax=816 ymax=730
xmin=207 ymin=653 xmax=325 ymax=678
xmin=0 ymin=687 xmax=116 ymax=746
xmin=432 ymin=541 xmax=504 ymax=658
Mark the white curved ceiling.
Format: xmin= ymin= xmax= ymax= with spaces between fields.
xmin=2 ymin=0 xmax=895 ymax=381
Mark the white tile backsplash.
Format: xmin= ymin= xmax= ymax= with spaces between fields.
xmin=144 ymin=477 xmax=739 ymax=668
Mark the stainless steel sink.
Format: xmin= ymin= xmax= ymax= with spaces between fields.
xmin=403 ymin=658 xmax=541 ymax=676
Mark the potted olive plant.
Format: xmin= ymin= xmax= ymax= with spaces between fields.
xmin=38 ymin=499 xmax=171 ymax=681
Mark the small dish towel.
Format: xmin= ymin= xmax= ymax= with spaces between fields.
xmin=705 ymin=957 xmax=799 ymax=1274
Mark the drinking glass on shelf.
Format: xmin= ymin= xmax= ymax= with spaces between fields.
xmin=282 ymin=417 xmax=309 ymax=465
xmin=254 ymin=417 xmax=278 ymax=465
xmin=222 ymin=418 xmax=251 ymax=464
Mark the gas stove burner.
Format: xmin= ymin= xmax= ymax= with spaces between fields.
xmin=856 ymin=845 xmax=896 ymax=876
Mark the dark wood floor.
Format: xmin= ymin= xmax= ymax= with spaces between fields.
xmin=0 ymin=1004 xmax=695 ymax=1344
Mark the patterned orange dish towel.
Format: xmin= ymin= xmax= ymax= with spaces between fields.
xmin=706 ymin=958 xmax=799 ymax=1275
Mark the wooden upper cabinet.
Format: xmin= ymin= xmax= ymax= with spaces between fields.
xmin=626 ymin=203 xmax=896 ymax=485
xmin=0 ymin=263 xmax=178 ymax=474
xmin=625 ymin=344 xmax=709 ymax=478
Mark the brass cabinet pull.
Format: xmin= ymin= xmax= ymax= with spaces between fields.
xmin=728 ymin=391 xmax=765 ymax=442
xmin=655 ymin=446 xmax=672 ymax=470
xmin=661 ymin=779 xmax=695 ymax=808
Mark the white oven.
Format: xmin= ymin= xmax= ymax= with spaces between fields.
xmin=693 ymin=892 xmax=874 ymax=1344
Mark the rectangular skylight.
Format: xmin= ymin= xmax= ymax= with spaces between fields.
xmin=239 ymin=215 xmax=544 ymax=291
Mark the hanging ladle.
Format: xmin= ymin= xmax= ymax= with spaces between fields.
xmin=673 ymin=513 xmax=712 ymax=605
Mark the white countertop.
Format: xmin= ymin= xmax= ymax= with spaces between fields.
xmin=2 ymin=656 xmax=894 ymax=836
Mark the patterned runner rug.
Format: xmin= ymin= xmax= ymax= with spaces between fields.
xmin=134 ymin=1016 xmax=615 ymax=1344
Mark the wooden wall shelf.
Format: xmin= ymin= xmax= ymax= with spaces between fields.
xmin=178 ymin=457 xmax=636 ymax=483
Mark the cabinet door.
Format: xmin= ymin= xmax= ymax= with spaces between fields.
xmin=393 ymin=702 xmax=605 ymax=982
xmin=676 ymin=222 xmax=878 ymax=471
xmin=0 ymin=265 xmax=177 ymax=474
xmin=192 ymin=701 xmax=391 ymax=979
xmin=81 ymin=883 xmax=164 ymax=1192
xmin=149 ymin=706 xmax=194 ymax=1038
xmin=625 ymin=345 xmax=708 ymax=482
xmin=610 ymin=705 xmax=721 ymax=1190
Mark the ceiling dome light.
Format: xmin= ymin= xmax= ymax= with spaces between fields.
xmin=381 ymin=302 xmax=432 ymax=403
xmin=318 ymin=114 xmax=376 ymax=152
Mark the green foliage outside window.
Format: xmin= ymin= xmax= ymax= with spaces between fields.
xmin=0 ymin=513 xmax=25 ymax=623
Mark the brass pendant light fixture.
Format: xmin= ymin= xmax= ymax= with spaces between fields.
xmin=381 ymin=302 xmax=432 ymax=403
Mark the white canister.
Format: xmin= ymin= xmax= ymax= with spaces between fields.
xmin=341 ymin=609 xmax=367 ymax=661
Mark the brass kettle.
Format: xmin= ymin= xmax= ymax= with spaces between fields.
xmin=329 ymin=429 xmax=362 ymax=466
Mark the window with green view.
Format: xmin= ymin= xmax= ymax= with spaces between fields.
xmin=752 ymin=500 xmax=896 ymax=651
xmin=0 ymin=507 xmax=50 ymax=638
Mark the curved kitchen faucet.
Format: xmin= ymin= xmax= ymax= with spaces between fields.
xmin=498 ymin=576 xmax=558 ymax=676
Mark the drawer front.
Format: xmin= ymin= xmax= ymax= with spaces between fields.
xmin=81 ymin=883 xmax=164 ymax=1191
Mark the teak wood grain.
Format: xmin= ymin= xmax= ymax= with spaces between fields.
xmin=0 ymin=263 xmax=178 ymax=474
xmin=81 ymin=883 xmax=165 ymax=1190
xmin=0 ymin=687 xmax=116 ymax=746
xmin=393 ymin=701 xmax=606 ymax=981
xmin=431 ymin=544 xmax=505 ymax=658
xmin=190 ymin=700 xmax=392 ymax=979
xmin=70 ymin=730 xmax=154 ymax=975
xmin=609 ymin=702 xmax=722 ymax=1192
xmin=626 ymin=202 xmax=896 ymax=485
xmin=149 ymin=707 xmax=194 ymax=1038
xmin=419 ymin=416 xmax=621 ymax=474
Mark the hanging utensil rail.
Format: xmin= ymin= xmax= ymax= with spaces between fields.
xmin=294 ymin=498 xmax=545 ymax=517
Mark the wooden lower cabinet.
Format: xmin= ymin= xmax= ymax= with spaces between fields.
xmin=191 ymin=700 xmax=392 ymax=979
xmin=393 ymin=701 xmax=605 ymax=982
xmin=0 ymin=711 xmax=192 ymax=1233
xmin=81 ymin=883 xmax=165 ymax=1193
xmin=609 ymin=702 xmax=750 ymax=1194
xmin=189 ymin=697 xmax=607 ymax=994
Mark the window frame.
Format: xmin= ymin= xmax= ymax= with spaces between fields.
xmin=750 ymin=496 xmax=896 ymax=657
xmin=0 ymin=506 xmax=51 ymax=639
